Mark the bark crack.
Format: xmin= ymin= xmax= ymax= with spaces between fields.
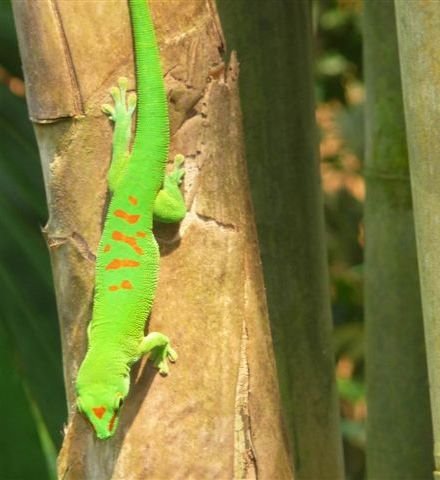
xmin=45 ymin=229 xmax=96 ymax=263
xmin=195 ymin=212 xmax=237 ymax=231
xmin=234 ymin=320 xmax=257 ymax=479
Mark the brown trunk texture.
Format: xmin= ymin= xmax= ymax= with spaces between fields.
xmin=12 ymin=0 xmax=293 ymax=478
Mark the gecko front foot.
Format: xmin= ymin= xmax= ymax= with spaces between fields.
xmin=138 ymin=332 xmax=178 ymax=376
xmin=150 ymin=343 xmax=178 ymax=376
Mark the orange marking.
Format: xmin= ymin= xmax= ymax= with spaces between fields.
xmin=114 ymin=209 xmax=140 ymax=224
xmin=105 ymin=259 xmax=140 ymax=270
xmin=106 ymin=259 xmax=122 ymax=270
xmin=108 ymin=412 xmax=117 ymax=432
xmin=92 ymin=406 xmax=106 ymax=419
xmin=112 ymin=231 xmax=124 ymax=240
xmin=112 ymin=230 xmax=144 ymax=255
xmin=121 ymin=280 xmax=133 ymax=289
xmin=103 ymin=244 xmax=111 ymax=253
xmin=136 ymin=231 xmax=146 ymax=238
xmin=128 ymin=196 xmax=138 ymax=206
xmin=108 ymin=285 xmax=119 ymax=292
xmin=122 ymin=259 xmax=140 ymax=268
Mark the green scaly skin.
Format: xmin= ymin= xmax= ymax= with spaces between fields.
xmin=75 ymin=0 xmax=186 ymax=440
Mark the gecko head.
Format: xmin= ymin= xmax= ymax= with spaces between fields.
xmin=76 ymin=382 xmax=128 ymax=440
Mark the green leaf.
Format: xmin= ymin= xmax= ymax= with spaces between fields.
xmin=0 ymin=321 xmax=51 ymax=480
xmin=0 ymin=0 xmax=22 ymax=77
xmin=0 ymin=82 xmax=66 ymax=450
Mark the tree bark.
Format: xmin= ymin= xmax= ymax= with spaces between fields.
xmin=395 ymin=1 xmax=440 ymax=477
xmin=12 ymin=0 xmax=293 ymax=478
xmin=364 ymin=1 xmax=433 ymax=478
xmin=217 ymin=1 xmax=345 ymax=479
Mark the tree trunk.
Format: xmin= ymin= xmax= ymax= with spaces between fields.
xmin=12 ymin=0 xmax=293 ymax=478
xmin=364 ymin=1 xmax=433 ymax=478
xmin=395 ymin=1 xmax=440 ymax=477
xmin=216 ymin=1 xmax=345 ymax=479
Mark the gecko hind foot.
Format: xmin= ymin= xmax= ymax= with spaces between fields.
xmin=152 ymin=154 xmax=186 ymax=223
xmin=168 ymin=154 xmax=185 ymax=185
xmin=102 ymin=77 xmax=136 ymax=122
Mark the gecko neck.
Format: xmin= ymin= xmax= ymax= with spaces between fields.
xmin=128 ymin=0 xmax=169 ymax=192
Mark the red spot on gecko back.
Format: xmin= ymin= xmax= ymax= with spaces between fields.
xmin=106 ymin=259 xmax=140 ymax=270
xmin=112 ymin=231 xmax=143 ymax=255
xmin=128 ymin=196 xmax=138 ymax=206
xmin=136 ymin=231 xmax=146 ymax=238
xmin=92 ymin=406 xmax=106 ymax=419
xmin=109 ymin=280 xmax=132 ymax=291
xmin=114 ymin=209 xmax=140 ymax=224
xmin=103 ymin=244 xmax=111 ymax=252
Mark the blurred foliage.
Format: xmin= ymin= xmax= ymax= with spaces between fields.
xmin=315 ymin=0 xmax=366 ymax=478
xmin=0 ymin=321 xmax=50 ymax=479
xmin=315 ymin=0 xmax=362 ymax=104
xmin=0 ymin=0 xmax=65 ymax=478
xmin=0 ymin=0 xmax=21 ymax=78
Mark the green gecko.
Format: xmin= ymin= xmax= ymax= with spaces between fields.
xmin=75 ymin=0 xmax=185 ymax=440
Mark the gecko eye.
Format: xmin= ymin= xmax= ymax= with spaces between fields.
xmin=114 ymin=395 xmax=124 ymax=410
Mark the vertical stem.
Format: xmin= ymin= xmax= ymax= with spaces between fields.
xmin=395 ymin=1 xmax=440 ymax=477
xmin=364 ymin=1 xmax=433 ymax=478
xmin=217 ymin=0 xmax=345 ymax=478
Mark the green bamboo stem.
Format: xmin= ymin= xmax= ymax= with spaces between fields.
xmin=364 ymin=1 xmax=433 ymax=478
xmin=395 ymin=1 xmax=440 ymax=477
xmin=217 ymin=0 xmax=345 ymax=478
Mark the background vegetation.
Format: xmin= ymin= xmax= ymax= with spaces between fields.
xmin=0 ymin=2 xmax=65 ymax=479
xmin=314 ymin=2 xmax=366 ymax=476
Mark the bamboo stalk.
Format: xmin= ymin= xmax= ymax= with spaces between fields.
xmin=217 ymin=0 xmax=345 ymax=478
xmin=12 ymin=0 xmax=293 ymax=477
xmin=395 ymin=1 xmax=440 ymax=477
xmin=364 ymin=1 xmax=433 ymax=478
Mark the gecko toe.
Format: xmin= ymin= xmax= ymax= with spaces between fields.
xmin=104 ymin=78 xmax=137 ymax=123
xmin=168 ymin=347 xmax=178 ymax=363
xmin=102 ymin=103 xmax=115 ymax=119
xmin=117 ymin=76 xmax=128 ymax=90
xmin=110 ymin=86 xmax=121 ymax=101
xmin=128 ymin=92 xmax=137 ymax=113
